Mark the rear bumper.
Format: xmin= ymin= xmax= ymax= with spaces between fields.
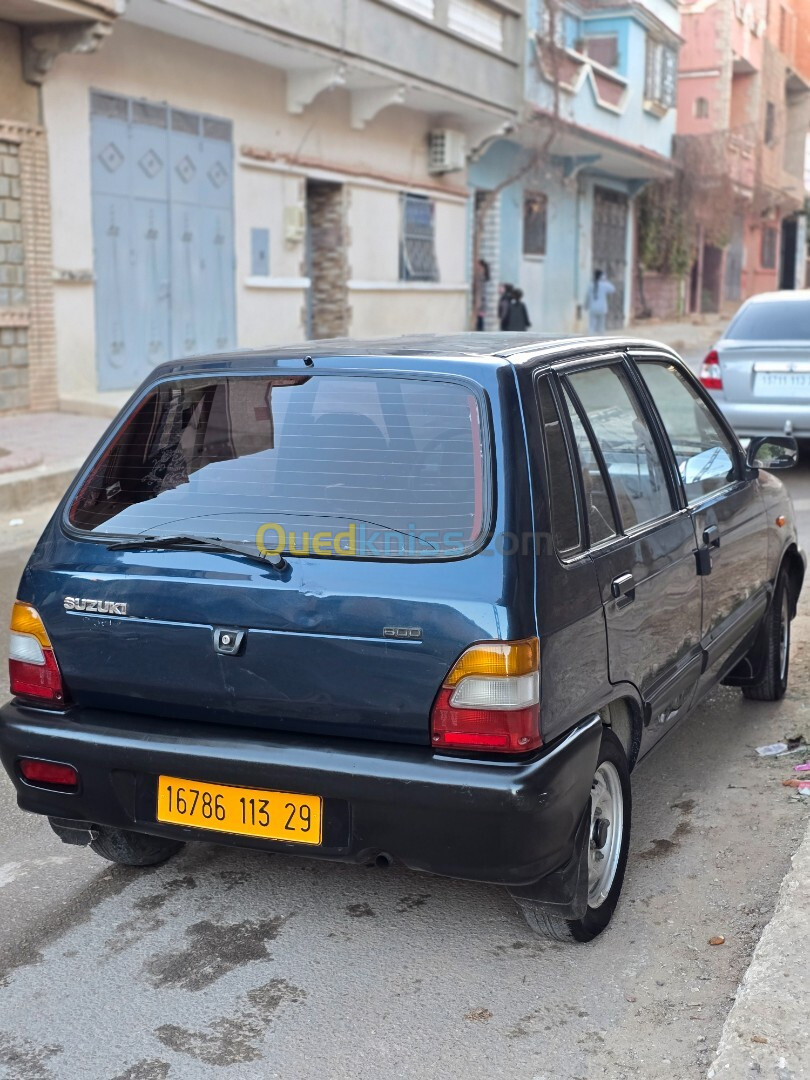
xmin=710 ymin=396 xmax=810 ymax=438
xmin=0 ymin=702 xmax=601 ymax=890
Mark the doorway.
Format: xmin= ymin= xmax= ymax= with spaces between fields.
xmin=592 ymin=187 xmax=628 ymax=329
xmin=305 ymin=181 xmax=348 ymax=339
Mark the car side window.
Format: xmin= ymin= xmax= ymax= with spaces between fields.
xmin=566 ymin=365 xmax=674 ymax=531
xmin=536 ymin=378 xmax=582 ymax=555
xmin=561 ymin=386 xmax=618 ymax=545
xmin=637 ymin=361 xmax=737 ymax=504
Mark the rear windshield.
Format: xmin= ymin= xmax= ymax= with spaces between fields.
xmin=68 ymin=373 xmax=488 ymax=559
xmin=726 ymin=299 xmax=810 ymax=341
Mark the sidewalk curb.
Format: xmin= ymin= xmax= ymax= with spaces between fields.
xmin=0 ymin=461 xmax=82 ymax=516
xmin=707 ymin=818 xmax=810 ymax=1078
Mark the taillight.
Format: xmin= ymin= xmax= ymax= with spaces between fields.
xmin=699 ymin=350 xmax=723 ymax=391
xmin=19 ymin=758 xmax=78 ymax=787
xmin=9 ymin=601 xmax=66 ymax=704
xmin=430 ymin=637 xmax=541 ymax=753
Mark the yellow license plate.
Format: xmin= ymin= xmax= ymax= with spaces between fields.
xmin=156 ymin=775 xmax=322 ymax=845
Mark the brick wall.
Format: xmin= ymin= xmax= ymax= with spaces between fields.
xmin=0 ymin=122 xmax=57 ymax=413
xmin=633 ymin=271 xmax=687 ymax=320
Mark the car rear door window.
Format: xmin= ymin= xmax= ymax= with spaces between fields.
xmin=561 ymin=386 xmax=617 ymax=545
xmin=536 ymin=378 xmax=582 ymax=555
xmin=637 ymin=361 xmax=737 ymax=503
xmin=566 ymin=365 xmax=674 ymax=531
xmin=68 ymin=373 xmax=489 ymax=559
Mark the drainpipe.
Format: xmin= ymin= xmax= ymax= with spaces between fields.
xmin=695 ymin=223 xmax=705 ymax=316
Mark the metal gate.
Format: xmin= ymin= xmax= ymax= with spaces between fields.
xmin=91 ymin=93 xmax=235 ymax=392
xmin=592 ymin=186 xmax=628 ymax=329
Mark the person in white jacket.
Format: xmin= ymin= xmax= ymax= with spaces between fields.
xmin=584 ymin=269 xmax=615 ymax=334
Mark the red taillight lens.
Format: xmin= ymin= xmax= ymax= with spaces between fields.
xmin=19 ymin=759 xmax=78 ymax=787
xmin=699 ymin=350 xmax=723 ymax=391
xmin=430 ymin=638 xmax=541 ymax=754
xmin=9 ymin=601 xmax=66 ymax=704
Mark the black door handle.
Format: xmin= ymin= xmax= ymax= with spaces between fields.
xmin=611 ymin=572 xmax=635 ymax=599
xmin=703 ymin=525 xmax=720 ymax=548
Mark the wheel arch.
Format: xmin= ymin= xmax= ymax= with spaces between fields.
xmin=781 ymin=543 xmax=805 ymax=619
xmin=602 ymin=694 xmax=643 ymax=772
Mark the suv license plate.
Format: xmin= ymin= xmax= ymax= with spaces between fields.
xmin=156 ymin=775 xmax=322 ymax=845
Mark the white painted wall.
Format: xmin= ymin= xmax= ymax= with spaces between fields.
xmin=42 ymin=19 xmax=471 ymax=401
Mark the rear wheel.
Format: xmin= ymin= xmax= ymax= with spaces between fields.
xmin=742 ymin=569 xmax=791 ymax=702
xmin=521 ymin=727 xmax=631 ymax=943
xmin=89 ymin=826 xmax=184 ymax=867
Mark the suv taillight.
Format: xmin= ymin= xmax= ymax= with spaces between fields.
xmin=699 ymin=350 xmax=723 ymax=391
xmin=430 ymin=637 xmax=541 ymax=753
xmin=9 ymin=601 xmax=65 ymax=704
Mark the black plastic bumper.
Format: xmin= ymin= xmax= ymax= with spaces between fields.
xmin=0 ymin=701 xmax=601 ymax=894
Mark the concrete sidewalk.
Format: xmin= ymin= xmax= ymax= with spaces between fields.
xmin=708 ymin=819 xmax=810 ymax=1079
xmin=0 ymin=411 xmax=109 ymax=515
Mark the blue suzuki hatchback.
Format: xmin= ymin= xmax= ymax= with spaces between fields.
xmin=1 ymin=335 xmax=803 ymax=941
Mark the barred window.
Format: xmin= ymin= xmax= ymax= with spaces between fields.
xmin=644 ymin=39 xmax=677 ymax=110
xmin=523 ymin=192 xmax=548 ymax=257
xmin=761 ymin=226 xmax=777 ymax=270
xmin=400 ymin=194 xmax=439 ymax=282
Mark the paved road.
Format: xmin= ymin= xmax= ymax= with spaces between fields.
xmin=1 ymin=473 xmax=809 ymax=1080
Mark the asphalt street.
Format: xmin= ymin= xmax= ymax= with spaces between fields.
xmin=0 ymin=465 xmax=809 ymax=1080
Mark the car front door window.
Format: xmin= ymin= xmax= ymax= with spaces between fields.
xmin=637 ymin=361 xmax=737 ymax=504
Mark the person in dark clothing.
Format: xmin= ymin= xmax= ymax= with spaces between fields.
xmin=498 ymin=283 xmax=513 ymax=330
xmin=505 ymin=288 xmax=531 ymax=331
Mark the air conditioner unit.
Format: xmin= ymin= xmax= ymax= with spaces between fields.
xmin=428 ymin=129 xmax=467 ymax=175
xmin=284 ymin=205 xmax=306 ymax=244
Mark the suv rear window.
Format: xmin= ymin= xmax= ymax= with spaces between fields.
xmin=68 ymin=373 xmax=488 ymax=559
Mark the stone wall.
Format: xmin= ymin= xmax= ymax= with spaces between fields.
xmin=0 ymin=122 xmax=57 ymax=413
xmin=0 ymin=137 xmax=28 ymax=411
xmin=306 ymin=181 xmax=349 ymax=339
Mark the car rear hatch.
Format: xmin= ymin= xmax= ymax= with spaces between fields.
xmin=24 ymin=360 xmax=529 ymax=746
xmin=718 ymin=341 xmax=810 ymax=404
xmin=718 ymin=297 xmax=810 ymax=404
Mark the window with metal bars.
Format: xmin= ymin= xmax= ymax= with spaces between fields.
xmin=399 ymin=194 xmax=439 ymax=282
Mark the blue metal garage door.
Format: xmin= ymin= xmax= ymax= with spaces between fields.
xmin=90 ymin=92 xmax=235 ymax=392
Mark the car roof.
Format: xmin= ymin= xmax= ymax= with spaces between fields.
xmin=148 ymin=333 xmax=680 ymax=378
xmin=742 ymin=289 xmax=810 ymax=305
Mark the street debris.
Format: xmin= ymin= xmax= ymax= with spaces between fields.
xmin=793 ymin=763 xmax=810 ymax=773
xmin=781 ymin=779 xmax=810 ymax=790
xmin=8 ymin=518 xmax=22 ymax=527
xmin=751 ymin=1036 xmax=768 ymax=1045
xmin=756 ymin=737 xmax=806 ymax=758
xmin=464 ymin=1007 xmax=493 ymax=1022
xmin=708 ymin=936 xmax=726 ymax=946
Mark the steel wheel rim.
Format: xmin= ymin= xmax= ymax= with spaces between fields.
xmin=779 ymin=590 xmax=790 ymax=682
xmin=588 ymin=760 xmax=624 ymax=909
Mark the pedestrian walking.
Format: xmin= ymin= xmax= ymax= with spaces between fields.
xmin=498 ymin=283 xmax=513 ymax=330
xmin=473 ymin=258 xmax=490 ymax=331
xmin=584 ymin=269 xmax=616 ymax=334
xmin=504 ymin=287 xmax=531 ymax=332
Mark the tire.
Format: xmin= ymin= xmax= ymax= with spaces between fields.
xmin=742 ymin=569 xmax=791 ymax=702
xmin=521 ymin=727 xmax=631 ymax=943
xmin=89 ymin=826 xmax=184 ymax=867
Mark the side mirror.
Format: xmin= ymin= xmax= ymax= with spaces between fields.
xmin=746 ymin=435 xmax=799 ymax=471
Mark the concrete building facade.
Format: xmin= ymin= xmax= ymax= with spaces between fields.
xmin=676 ymin=0 xmax=809 ymax=310
xmin=0 ymin=0 xmax=523 ymax=412
xmin=468 ymin=0 xmax=681 ymax=334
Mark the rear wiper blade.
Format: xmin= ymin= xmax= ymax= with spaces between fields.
xmin=106 ymin=534 xmax=287 ymax=569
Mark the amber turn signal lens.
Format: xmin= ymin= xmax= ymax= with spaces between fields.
xmin=776 ymin=516 xmax=786 ymax=528
xmin=10 ymin=601 xmax=51 ymax=648
xmin=443 ymin=637 xmax=539 ymax=686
